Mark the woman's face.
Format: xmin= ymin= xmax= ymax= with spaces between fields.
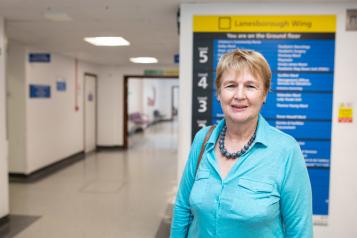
xmin=217 ymin=67 xmax=267 ymax=126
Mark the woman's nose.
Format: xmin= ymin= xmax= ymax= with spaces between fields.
xmin=233 ymin=86 xmax=245 ymax=100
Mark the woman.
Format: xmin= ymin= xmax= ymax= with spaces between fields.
xmin=171 ymin=49 xmax=313 ymax=238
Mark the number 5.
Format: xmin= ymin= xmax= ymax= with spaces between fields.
xmin=199 ymin=48 xmax=208 ymax=63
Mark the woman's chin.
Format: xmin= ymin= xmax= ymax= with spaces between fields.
xmin=227 ymin=116 xmax=249 ymax=124
xmin=226 ymin=113 xmax=258 ymax=125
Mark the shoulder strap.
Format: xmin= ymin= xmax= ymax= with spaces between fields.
xmin=195 ymin=125 xmax=216 ymax=175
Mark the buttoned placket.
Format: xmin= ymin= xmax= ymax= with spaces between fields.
xmin=205 ymin=140 xmax=259 ymax=237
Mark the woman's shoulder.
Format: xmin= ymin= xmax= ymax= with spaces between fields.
xmin=263 ymin=126 xmax=305 ymax=169
xmin=265 ymin=123 xmax=299 ymax=148
xmin=192 ymin=125 xmax=215 ymax=144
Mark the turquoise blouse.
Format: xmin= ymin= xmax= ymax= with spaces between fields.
xmin=171 ymin=115 xmax=313 ymax=238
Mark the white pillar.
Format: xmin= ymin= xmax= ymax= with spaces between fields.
xmin=0 ymin=17 xmax=9 ymax=218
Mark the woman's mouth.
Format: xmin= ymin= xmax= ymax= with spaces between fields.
xmin=231 ymin=104 xmax=248 ymax=111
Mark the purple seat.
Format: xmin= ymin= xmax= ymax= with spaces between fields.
xmin=129 ymin=112 xmax=149 ymax=126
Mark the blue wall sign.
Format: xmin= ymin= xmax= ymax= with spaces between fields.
xmin=192 ymin=18 xmax=335 ymax=218
xmin=88 ymin=93 xmax=94 ymax=102
xmin=30 ymin=85 xmax=51 ymax=98
xmin=56 ymin=81 xmax=66 ymax=92
xmin=174 ymin=54 xmax=180 ymax=64
xmin=29 ymin=53 xmax=51 ymax=63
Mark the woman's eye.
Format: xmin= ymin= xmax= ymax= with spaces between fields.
xmin=247 ymin=85 xmax=256 ymax=89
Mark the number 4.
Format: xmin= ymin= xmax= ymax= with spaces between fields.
xmin=198 ymin=76 xmax=208 ymax=89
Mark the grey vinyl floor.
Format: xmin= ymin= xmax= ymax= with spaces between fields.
xmin=7 ymin=121 xmax=178 ymax=238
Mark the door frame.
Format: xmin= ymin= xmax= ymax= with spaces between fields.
xmin=123 ymin=75 xmax=178 ymax=149
xmin=83 ymin=72 xmax=98 ymax=153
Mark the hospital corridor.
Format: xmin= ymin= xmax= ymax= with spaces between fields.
xmin=2 ymin=121 xmax=178 ymax=237
xmin=1 ymin=1 xmax=357 ymax=237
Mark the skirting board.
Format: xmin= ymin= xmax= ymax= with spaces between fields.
xmin=0 ymin=215 xmax=9 ymax=227
xmin=9 ymin=151 xmax=85 ymax=183
xmin=96 ymin=145 xmax=125 ymax=151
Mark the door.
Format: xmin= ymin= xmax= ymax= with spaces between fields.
xmin=84 ymin=74 xmax=97 ymax=153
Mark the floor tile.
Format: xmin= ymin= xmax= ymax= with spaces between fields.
xmin=7 ymin=121 xmax=178 ymax=238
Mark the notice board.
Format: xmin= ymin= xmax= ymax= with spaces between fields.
xmin=192 ymin=15 xmax=336 ymax=223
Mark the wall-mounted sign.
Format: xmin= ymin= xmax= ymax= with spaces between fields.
xmin=56 ymin=81 xmax=66 ymax=92
xmin=338 ymin=103 xmax=353 ymax=122
xmin=30 ymin=84 xmax=51 ymax=98
xmin=29 ymin=53 xmax=51 ymax=63
xmin=346 ymin=9 xmax=357 ymax=31
xmin=88 ymin=93 xmax=94 ymax=102
xmin=192 ymin=15 xmax=336 ymax=223
xmin=144 ymin=69 xmax=179 ymax=77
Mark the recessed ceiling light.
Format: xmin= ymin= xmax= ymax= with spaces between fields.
xmin=130 ymin=57 xmax=158 ymax=64
xmin=44 ymin=8 xmax=72 ymax=22
xmin=84 ymin=37 xmax=130 ymax=46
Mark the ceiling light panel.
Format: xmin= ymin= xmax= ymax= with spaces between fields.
xmin=130 ymin=57 xmax=158 ymax=64
xmin=44 ymin=12 xmax=72 ymax=22
xmin=84 ymin=37 xmax=130 ymax=46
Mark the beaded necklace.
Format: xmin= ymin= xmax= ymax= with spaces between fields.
xmin=218 ymin=125 xmax=257 ymax=159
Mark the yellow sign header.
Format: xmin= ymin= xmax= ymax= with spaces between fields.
xmin=193 ymin=15 xmax=336 ymax=33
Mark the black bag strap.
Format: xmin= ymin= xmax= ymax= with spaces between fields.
xmin=195 ymin=125 xmax=216 ymax=175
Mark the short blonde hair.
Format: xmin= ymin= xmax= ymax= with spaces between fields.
xmin=216 ymin=49 xmax=271 ymax=94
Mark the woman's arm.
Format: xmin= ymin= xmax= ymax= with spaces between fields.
xmin=170 ymin=127 xmax=208 ymax=238
xmin=280 ymin=141 xmax=313 ymax=238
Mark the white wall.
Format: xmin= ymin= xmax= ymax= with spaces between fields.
xmin=156 ymin=79 xmax=179 ymax=120
xmin=96 ymin=67 xmax=127 ymax=146
xmin=143 ymin=80 xmax=160 ymax=121
xmin=7 ymin=42 xmax=26 ymax=173
xmin=7 ymin=42 xmax=99 ymax=174
xmin=7 ymin=45 xmax=165 ymax=165
xmin=179 ymin=3 xmax=357 ymax=238
xmin=128 ymin=78 xmax=145 ymax=133
xmin=25 ymin=50 xmax=98 ymax=173
xmin=96 ymin=65 xmax=179 ymax=146
xmin=128 ymin=78 xmax=179 ymax=132
xmin=142 ymin=79 xmax=179 ymax=121
xmin=128 ymin=79 xmax=143 ymax=115
xmin=0 ymin=17 xmax=9 ymax=218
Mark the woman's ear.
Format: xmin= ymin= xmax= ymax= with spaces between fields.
xmin=263 ymin=93 xmax=268 ymax=104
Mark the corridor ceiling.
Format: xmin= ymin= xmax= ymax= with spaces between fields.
xmin=0 ymin=0 xmax=353 ymax=68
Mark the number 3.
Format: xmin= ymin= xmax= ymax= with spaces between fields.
xmin=198 ymin=97 xmax=207 ymax=113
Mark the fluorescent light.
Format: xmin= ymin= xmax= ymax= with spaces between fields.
xmin=44 ymin=12 xmax=72 ymax=21
xmin=130 ymin=57 xmax=158 ymax=64
xmin=84 ymin=37 xmax=130 ymax=46
xmin=44 ymin=8 xmax=72 ymax=22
